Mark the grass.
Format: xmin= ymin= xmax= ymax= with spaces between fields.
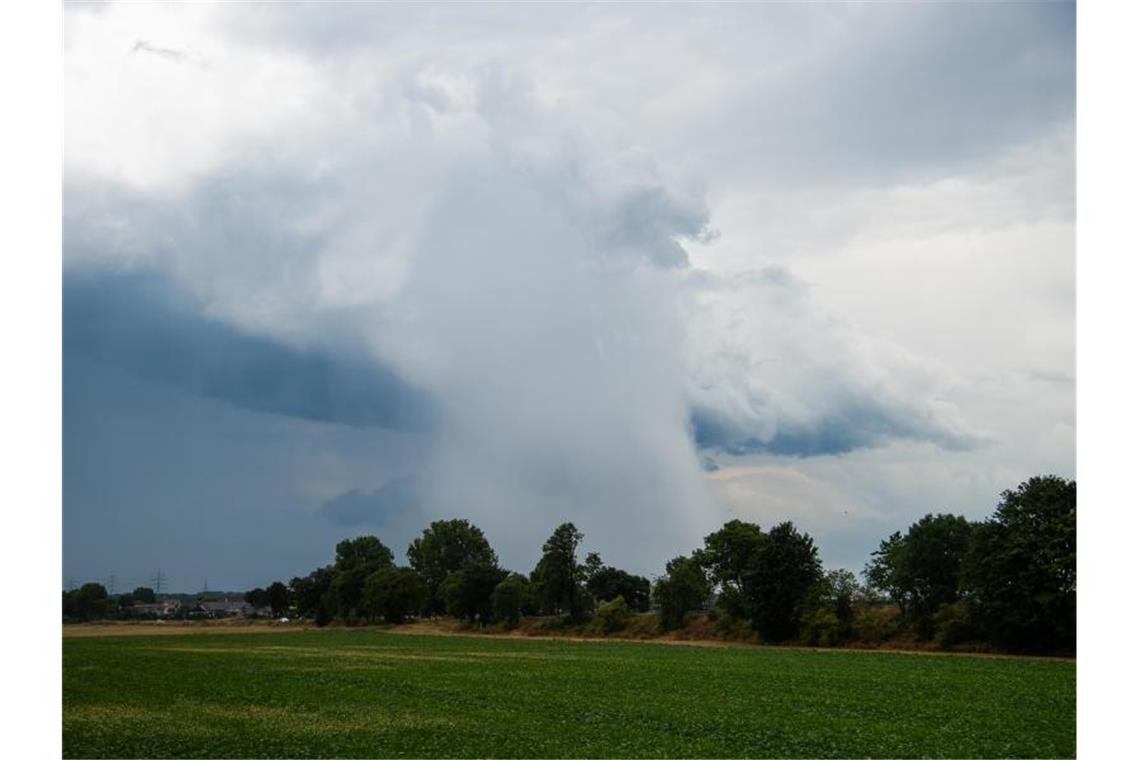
xmin=63 ymin=629 xmax=1075 ymax=758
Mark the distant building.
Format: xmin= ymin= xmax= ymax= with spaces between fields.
xmin=133 ymin=599 xmax=181 ymax=618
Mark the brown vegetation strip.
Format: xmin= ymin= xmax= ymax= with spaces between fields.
xmin=63 ymin=620 xmax=1072 ymax=661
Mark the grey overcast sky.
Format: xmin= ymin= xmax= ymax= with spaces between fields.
xmin=63 ymin=1 xmax=1074 ymax=592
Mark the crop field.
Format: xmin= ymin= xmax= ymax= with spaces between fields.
xmin=63 ymin=629 xmax=1075 ymax=758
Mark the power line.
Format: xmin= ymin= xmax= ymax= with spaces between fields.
xmin=153 ymin=570 xmax=166 ymax=596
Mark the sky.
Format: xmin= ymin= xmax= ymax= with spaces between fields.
xmin=62 ymin=1 xmax=1075 ymax=593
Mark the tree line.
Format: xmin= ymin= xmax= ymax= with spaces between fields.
xmin=64 ymin=475 xmax=1074 ymax=654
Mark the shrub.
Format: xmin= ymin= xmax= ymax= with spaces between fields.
xmin=594 ymin=595 xmax=631 ymax=634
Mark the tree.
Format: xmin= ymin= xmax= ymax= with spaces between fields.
xmin=132 ymin=587 xmax=156 ymax=604
xmin=408 ymin=519 xmax=498 ymax=615
xmin=442 ymin=563 xmax=507 ymax=623
xmin=290 ymin=566 xmax=335 ymax=622
xmin=491 ymin=573 xmax=530 ymax=627
xmin=333 ymin=535 xmax=396 ymax=620
xmin=961 ymin=476 xmax=1076 ymax=652
xmin=583 ymin=552 xmax=604 ymax=582
xmin=244 ymin=587 xmax=271 ymax=609
xmin=532 ymin=522 xmax=587 ymax=620
xmin=586 ymin=566 xmax=652 ymax=612
xmin=800 ymin=568 xmax=861 ymax=646
xmin=653 ymin=555 xmax=710 ymax=631
xmin=362 ymin=567 xmax=427 ymax=624
xmin=864 ymin=531 xmax=908 ymax=615
xmin=864 ymin=514 xmax=974 ymax=635
xmin=903 ymin=514 xmax=974 ymax=620
xmin=267 ymin=581 xmax=291 ymax=617
xmin=696 ymin=520 xmax=766 ymax=619
xmin=743 ymin=522 xmax=822 ymax=642
xmin=63 ymin=583 xmax=109 ymax=622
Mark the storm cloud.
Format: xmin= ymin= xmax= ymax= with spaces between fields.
xmin=63 ymin=1 xmax=1073 ymax=588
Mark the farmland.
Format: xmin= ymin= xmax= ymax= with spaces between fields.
xmin=63 ymin=629 xmax=1074 ymax=758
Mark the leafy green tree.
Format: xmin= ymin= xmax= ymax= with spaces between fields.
xmin=586 ymin=566 xmax=651 ymax=612
xmin=362 ymin=567 xmax=427 ymax=623
xmin=333 ymin=535 xmax=396 ymax=620
xmin=442 ymin=563 xmax=507 ymax=623
xmin=63 ymin=583 xmax=110 ymax=622
xmin=864 ymin=531 xmax=908 ymax=615
xmin=800 ymin=568 xmax=861 ymax=646
xmin=408 ymin=519 xmax=498 ymax=615
xmin=743 ymin=522 xmax=822 ymax=642
xmin=132 ymin=587 xmax=156 ymax=604
xmin=903 ymin=513 xmax=974 ymax=620
xmin=863 ymin=514 xmax=974 ymax=629
xmin=696 ymin=520 xmax=766 ymax=619
xmin=532 ymin=522 xmax=588 ymax=620
xmin=267 ymin=581 xmax=291 ymax=617
xmin=289 ymin=566 xmax=335 ymax=621
xmin=583 ymin=552 xmax=604 ymax=581
xmin=491 ymin=573 xmax=530 ymax=627
xmin=244 ymin=587 xmax=271 ymax=609
xmin=961 ymin=476 xmax=1076 ymax=652
xmin=653 ymin=555 xmax=710 ymax=630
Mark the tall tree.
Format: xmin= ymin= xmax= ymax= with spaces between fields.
xmin=491 ymin=574 xmax=530 ymax=627
xmin=863 ymin=514 xmax=974 ymax=631
xmin=332 ymin=536 xmax=396 ymax=620
xmin=532 ymin=522 xmax=587 ymax=619
xmin=586 ymin=566 xmax=652 ymax=612
xmin=362 ymin=567 xmax=427 ymax=624
xmin=408 ymin=519 xmax=498 ymax=615
xmin=743 ymin=522 xmax=822 ymax=642
xmin=696 ymin=520 xmax=766 ymax=619
xmin=904 ymin=514 xmax=974 ymax=619
xmin=961 ymin=476 xmax=1076 ymax=652
xmin=864 ymin=531 xmax=908 ymax=615
xmin=132 ymin=587 xmax=156 ymax=604
xmin=442 ymin=563 xmax=507 ymax=623
xmin=267 ymin=581 xmax=291 ymax=617
xmin=653 ymin=555 xmax=710 ymax=630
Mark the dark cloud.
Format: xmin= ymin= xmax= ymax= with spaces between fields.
xmin=691 ymin=396 xmax=976 ymax=458
xmin=64 ymin=270 xmax=437 ymax=430
xmin=320 ymin=477 xmax=419 ymax=527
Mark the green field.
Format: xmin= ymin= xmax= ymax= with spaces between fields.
xmin=63 ymin=630 xmax=1075 ymax=758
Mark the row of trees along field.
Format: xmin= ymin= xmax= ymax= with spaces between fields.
xmin=64 ymin=475 xmax=1074 ymax=654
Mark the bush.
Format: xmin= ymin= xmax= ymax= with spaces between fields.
xmin=594 ymin=595 xmax=631 ymax=634
xmin=800 ymin=609 xmax=845 ymax=647
xmin=852 ymin=605 xmax=899 ymax=645
xmin=932 ymin=602 xmax=979 ymax=650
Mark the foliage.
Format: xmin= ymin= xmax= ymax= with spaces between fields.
xmin=267 ymin=581 xmax=291 ymax=617
xmin=585 ymin=564 xmax=651 ymax=612
xmin=131 ymin=587 xmax=156 ymax=604
xmin=289 ymin=566 xmax=336 ymax=623
xmin=442 ymin=563 xmax=507 ymax=624
xmin=864 ymin=514 xmax=974 ymax=634
xmin=653 ymin=555 xmax=710 ymax=630
xmin=960 ymin=476 xmax=1076 ymax=652
xmin=491 ymin=573 xmax=530 ymax=628
xmin=696 ymin=519 xmax=766 ymax=619
xmin=593 ymin=595 xmax=632 ymax=633
xmin=245 ymin=587 xmax=271 ymax=609
xmin=408 ymin=520 xmax=498 ymax=615
xmin=532 ymin=522 xmax=588 ymax=620
xmin=62 ymin=583 xmax=110 ymax=622
xmin=332 ymin=536 xmax=396 ymax=620
xmin=742 ymin=522 xmax=822 ymax=642
xmin=362 ymin=567 xmax=427 ymax=623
